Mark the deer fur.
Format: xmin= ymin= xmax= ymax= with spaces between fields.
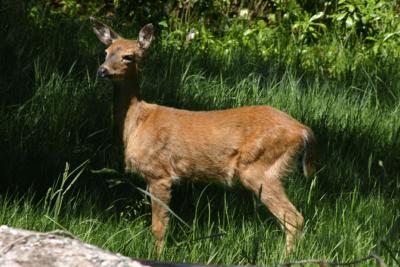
xmin=90 ymin=17 xmax=316 ymax=254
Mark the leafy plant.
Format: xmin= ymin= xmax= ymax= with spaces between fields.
xmin=292 ymin=11 xmax=326 ymax=43
xmin=331 ymin=0 xmax=389 ymax=37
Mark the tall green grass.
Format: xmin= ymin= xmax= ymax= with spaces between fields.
xmin=0 ymin=174 xmax=399 ymax=265
xmin=1 ymin=1 xmax=399 ymax=266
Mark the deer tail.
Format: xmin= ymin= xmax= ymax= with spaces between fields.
xmin=302 ymin=128 xmax=316 ymax=177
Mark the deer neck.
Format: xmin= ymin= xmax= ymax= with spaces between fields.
xmin=112 ymin=64 xmax=141 ymax=141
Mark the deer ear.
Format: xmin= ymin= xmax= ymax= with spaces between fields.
xmin=90 ymin=16 xmax=120 ymax=46
xmin=138 ymin=23 xmax=154 ymax=50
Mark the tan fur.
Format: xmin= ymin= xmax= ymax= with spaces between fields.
xmin=90 ymin=18 xmax=316 ymax=254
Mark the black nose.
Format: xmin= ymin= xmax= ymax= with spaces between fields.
xmin=97 ymin=66 xmax=109 ymax=78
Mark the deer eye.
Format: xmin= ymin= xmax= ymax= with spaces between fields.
xmin=122 ymin=54 xmax=134 ymax=62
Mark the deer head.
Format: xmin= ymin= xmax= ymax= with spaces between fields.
xmin=90 ymin=17 xmax=154 ymax=80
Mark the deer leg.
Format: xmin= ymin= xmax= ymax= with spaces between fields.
xmin=262 ymin=180 xmax=303 ymax=254
xmin=239 ymin=161 xmax=304 ymax=254
xmin=148 ymin=178 xmax=172 ymax=254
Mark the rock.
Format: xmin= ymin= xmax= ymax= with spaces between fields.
xmin=0 ymin=225 xmax=150 ymax=267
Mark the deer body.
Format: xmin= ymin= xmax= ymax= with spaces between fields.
xmin=124 ymin=104 xmax=310 ymax=184
xmin=91 ymin=17 xmax=316 ymax=254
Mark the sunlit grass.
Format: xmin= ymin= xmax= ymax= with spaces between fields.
xmin=0 ymin=177 xmax=399 ymax=266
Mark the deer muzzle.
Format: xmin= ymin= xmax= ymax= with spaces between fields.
xmin=97 ymin=66 xmax=110 ymax=78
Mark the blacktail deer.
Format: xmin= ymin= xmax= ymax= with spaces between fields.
xmin=90 ymin=17 xmax=316 ymax=254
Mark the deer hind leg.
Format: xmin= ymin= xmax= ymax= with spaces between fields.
xmin=148 ymin=178 xmax=172 ymax=254
xmin=239 ymin=153 xmax=304 ymax=254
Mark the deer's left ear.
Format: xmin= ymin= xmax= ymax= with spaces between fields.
xmin=90 ymin=16 xmax=120 ymax=46
xmin=138 ymin=23 xmax=154 ymax=50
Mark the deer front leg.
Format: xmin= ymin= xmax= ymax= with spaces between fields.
xmin=148 ymin=178 xmax=172 ymax=254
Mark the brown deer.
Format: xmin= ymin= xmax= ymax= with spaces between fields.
xmin=90 ymin=17 xmax=316 ymax=254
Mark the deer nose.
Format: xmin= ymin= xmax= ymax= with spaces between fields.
xmin=97 ymin=66 xmax=109 ymax=78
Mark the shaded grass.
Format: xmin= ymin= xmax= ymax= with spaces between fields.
xmin=2 ymin=59 xmax=399 ymax=193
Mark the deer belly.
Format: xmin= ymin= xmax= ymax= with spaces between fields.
xmin=124 ymin=137 xmax=240 ymax=185
xmin=169 ymin=148 xmax=240 ymax=186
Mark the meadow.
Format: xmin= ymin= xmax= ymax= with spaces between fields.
xmin=0 ymin=1 xmax=399 ymax=266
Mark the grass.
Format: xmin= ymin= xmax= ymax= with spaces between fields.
xmin=0 ymin=176 xmax=399 ymax=266
xmin=1 ymin=1 xmax=400 ymax=266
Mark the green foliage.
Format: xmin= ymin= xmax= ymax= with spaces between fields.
xmin=28 ymin=0 xmax=99 ymax=20
xmin=142 ymin=0 xmax=399 ymax=85
xmin=332 ymin=0 xmax=390 ymax=34
xmin=24 ymin=0 xmax=400 ymax=69
xmin=291 ymin=11 xmax=326 ymax=43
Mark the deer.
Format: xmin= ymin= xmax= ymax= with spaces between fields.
xmin=90 ymin=17 xmax=316 ymax=254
